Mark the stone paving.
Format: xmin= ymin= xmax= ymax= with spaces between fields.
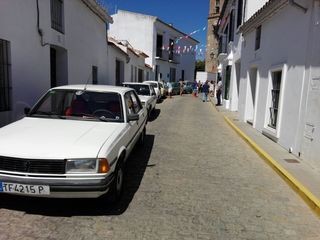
xmin=0 ymin=95 xmax=319 ymax=240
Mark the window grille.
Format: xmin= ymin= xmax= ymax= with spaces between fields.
xmin=269 ymin=71 xmax=282 ymax=129
xmin=0 ymin=39 xmax=12 ymax=112
xmin=51 ymin=0 xmax=64 ymax=33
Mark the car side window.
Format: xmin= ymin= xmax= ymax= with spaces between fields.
xmin=150 ymin=86 xmax=156 ymax=96
xmin=130 ymin=91 xmax=142 ymax=113
xmin=124 ymin=93 xmax=135 ymax=115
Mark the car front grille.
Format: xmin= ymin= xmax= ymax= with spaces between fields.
xmin=0 ymin=156 xmax=66 ymax=174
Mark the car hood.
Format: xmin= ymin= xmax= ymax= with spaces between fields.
xmin=0 ymin=117 xmax=125 ymax=159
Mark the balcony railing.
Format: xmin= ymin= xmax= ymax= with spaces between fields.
xmin=155 ymin=49 xmax=180 ymax=64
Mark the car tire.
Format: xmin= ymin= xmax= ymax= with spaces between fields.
xmin=138 ymin=127 xmax=146 ymax=147
xmin=110 ymin=159 xmax=125 ymax=202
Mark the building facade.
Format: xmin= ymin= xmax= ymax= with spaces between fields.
xmin=216 ymin=0 xmax=320 ymax=167
xmin=107 ymin=38 xmax=152 ymax=86
xmin=238 ymin=0 xmax=320 ymax=167
xmin=0 ymin=0 xmax=112 ymax=127
xmin=205 ymin=0 xmax=225 ymax=74
xmin=216 ymin=0 xmax=269 ymax=111
xmin=108 ymin=10 xmax=199 ymax=83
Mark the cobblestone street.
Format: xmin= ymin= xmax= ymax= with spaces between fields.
xmin=0 ymin=95 xmax=319 ymax=240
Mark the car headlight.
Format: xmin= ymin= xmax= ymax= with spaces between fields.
xmin=66 ymin=158 xmax=110 ymax=174
xmin=66 ymin=159 xmax=98 ymax=173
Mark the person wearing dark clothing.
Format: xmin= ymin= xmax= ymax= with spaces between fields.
xmin=202 ymin=81 xmax=209 ymax=102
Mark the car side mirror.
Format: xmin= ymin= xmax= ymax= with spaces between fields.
xmin=152 ymin=92 xmax=156 ymax=96
xmin=24 ymin=107 xmax=31 ymax=115
xmin=127 ymin=114 xmax=139 ymax=122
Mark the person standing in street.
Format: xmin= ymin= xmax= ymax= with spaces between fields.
xmin=216 ymin=80 xmax=222 ymax=106
xmin=202 ymin=80 xmax=209 ymax=102
xmin=192 ymin=80 xmax=198 ymax=97
xmin=179 ymin=79 xmax=184 ymax=96
xmin=167 ymin=81 xmax=173 ymax=98
xmin=209 ymin=80 xmax=215 ymax=97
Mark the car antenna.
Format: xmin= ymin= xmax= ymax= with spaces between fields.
xmin=84 ymin=72 xmax=92 ymax=91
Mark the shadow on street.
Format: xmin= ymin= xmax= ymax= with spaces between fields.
xmin=0 ymin=134 xmax=155 ymax=217
xmin=148 ymin=109 xmax=161 ymax=122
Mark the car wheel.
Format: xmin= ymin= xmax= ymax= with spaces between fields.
xmin=110 ymin=159 xmax=125 ymax=202
xmin=138 ymin=127 xmax=146 ymax=146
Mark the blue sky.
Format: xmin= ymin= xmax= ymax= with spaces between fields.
xmin=102 ymin=0 xmax=209 ymax=60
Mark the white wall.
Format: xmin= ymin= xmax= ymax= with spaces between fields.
xmin=109 ymin=10 xmax=197 ymax=82
xmin=0 ymin=0 xmax=109 ymax=126
xmin=109 ymin=11 xmax=155 ymax=67
xmin=239 ymin=1 xmax=314 ymax=159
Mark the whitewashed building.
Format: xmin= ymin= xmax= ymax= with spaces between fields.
xmin=107 ymin=37 xmax=152 ymax=85
xmin=108 ymin=10 xmax=199 ymax=82
xmin=238 ymin=0 xmax=320 ymax=166
xmin=0 ymin=0 xmax=112 ymax=127
xmin=217 ymin=0 xmax=268 ymax=111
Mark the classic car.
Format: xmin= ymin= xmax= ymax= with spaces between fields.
xmin=0 ymin=85 xmax=148 ymax=200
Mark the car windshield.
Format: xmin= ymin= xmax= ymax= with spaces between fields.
xmin=124 ymin=84 xmax=150 ymax=96
xmin=171 ymin=82 xmax=179 ymax=87
xmin=146 ymin=82 xmax=158 ymax=88
xmin=29 ymin=89 xmax=124 ymax=122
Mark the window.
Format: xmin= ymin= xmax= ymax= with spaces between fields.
xmin=156 ymin=35 xmax=163 ymax=58
xmin=215 ymin=0 xmax=220 ymax=13
xmin=170 ymin=68 xmax=176 ymax=82
xmin=181 ymin=70 xmax=185 ymax=81
xmin=125 ymin=91 xmax=142 ymax=115
xmin=255 ymin=25 xmax=261 ymax=50
xmin=131 ymin=65 xmax=134 ymax=82
xmin=51 ymin=0 xmax=64 ymax=33
xmin=237 ymin=0 xmax=244 ymax=28
xmin=155 ymin=65 xmax=159 ymax=81
xmin=228 ymin=10 xmax=235 ymax=42
xmin=169 ymin=39 xmax=174 ymax=61
xmin=92 ymin=66 xmax=98 ymax=85
xmin=116 ymin=60 xmax=121 ymax=86
xmin=0 ymin=39 xmax=12 ymax=112
xmin=269 ymin=71 xmax=282 ymax=129
xmin=138 ymin=69 xmax=144 ymax=82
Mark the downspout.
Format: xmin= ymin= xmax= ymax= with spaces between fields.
xmin=36 ymin=0 xmax=49 ymax=47
xmin=288 ymin=0 xmax=308 ymax=13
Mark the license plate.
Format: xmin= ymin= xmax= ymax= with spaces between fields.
xmin=0 ymin=182 xmax=50 ymax=195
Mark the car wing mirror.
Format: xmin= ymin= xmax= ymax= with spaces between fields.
xmin=127 ymin=114 xmax=139 ymax=122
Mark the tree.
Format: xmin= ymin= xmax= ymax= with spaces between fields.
xmin=195 ymin=60 xmax=205 ymax=72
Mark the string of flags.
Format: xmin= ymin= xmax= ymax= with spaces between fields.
xmin=159 ymin=25 xmax=215 ymax=57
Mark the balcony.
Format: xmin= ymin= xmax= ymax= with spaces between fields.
xmin=155 ymin=49 xmax=180 ymax=64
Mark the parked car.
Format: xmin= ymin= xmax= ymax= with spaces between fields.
xmin=170 ymin=82 xmax=180 ymax=95
xmin=144 ymin=80 xmax=161 ymax=102
xmin=122 ymin=82 xmax=157 ymax=118
xmin=159 ymin=81 xmax=167 ymax=98
xmin=183 ymin=81 xmax=194 ymax=94
xmin=0 ymin=85 xmax=148 ymax=200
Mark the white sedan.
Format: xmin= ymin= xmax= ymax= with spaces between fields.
xmin=0 ymin=85 xmax=147 ymax=200
xmin=122 ymin=82 xmax=157 ymax=119
xmin=144 ymin=81 xmax=162 ymax=102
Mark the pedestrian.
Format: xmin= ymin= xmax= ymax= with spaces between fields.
xmin=179 ymin=79 xmax=184 ymax=96
xmin=209 ymin=80 xmax=215 ymax=97
xmin=216 ymin=80 xmax=222 ymax=106
xmin=192 ymin=80 xmax=198 ymax=97
xmin=202 ymin=80 xmax=209 ymax=102
xmin=198 ymin=81 xmax=203 ymax=93
xmin=167 ymin=81 xmax=173 ymax=98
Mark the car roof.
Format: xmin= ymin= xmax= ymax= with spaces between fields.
xmin=144 ymin=81 xmax=159 ymax=84
xmin=123 ymin=82 xmax=150 ymax=86
xmin=52 ymin=84 xmax=132 ymax=94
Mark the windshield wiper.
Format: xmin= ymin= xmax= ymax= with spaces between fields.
xmin=31 ymin=111 xmax=66 ymax=119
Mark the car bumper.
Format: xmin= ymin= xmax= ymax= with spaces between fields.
xmin=0 ymin=173 xmax=114 ymax=198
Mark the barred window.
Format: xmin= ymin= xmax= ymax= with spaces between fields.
xmin=51 ymin=0 xmax=64 ymax=33
xmin=92 ymin=66 xmax=98 ymax=85
xmin=255 ymin=25 xmax=261 ymax=50
xmin=0 ymin=39 xmax=12 ymax=112
xmin=269 ymin=71 xmax=282 ymax=129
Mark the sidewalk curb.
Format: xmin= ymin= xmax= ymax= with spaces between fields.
xmin=224 ymin=115 xmax=320 ymax=216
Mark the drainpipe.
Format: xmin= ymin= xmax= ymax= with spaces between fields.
xmin=36 ymin=0 xmax=49 ymax=47
xmin=288 ymin=0 xmax=308 ymax=13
